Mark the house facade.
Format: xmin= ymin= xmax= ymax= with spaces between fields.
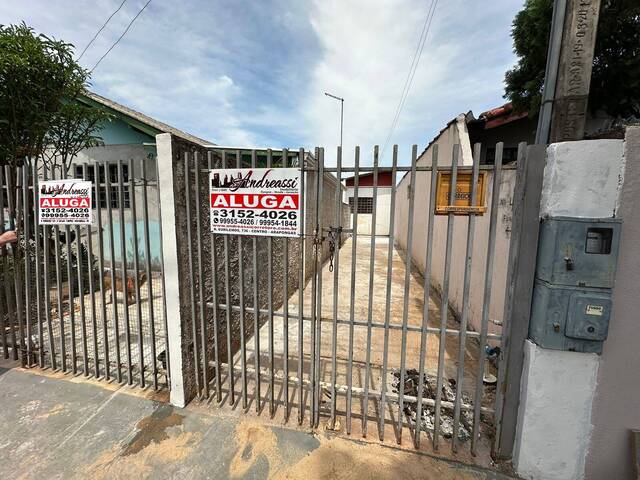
xmin=71 ymin=91 xmax=212 ymax=267
xmin=344 ymin=171 xmax=393 ymax=236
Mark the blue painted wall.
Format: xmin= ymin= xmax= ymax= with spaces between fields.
xmin=96 ymin=117 xmax=155 ymax=145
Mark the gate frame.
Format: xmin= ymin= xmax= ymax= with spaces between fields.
xmin=493 ymin=144 xmax=546 ymax=459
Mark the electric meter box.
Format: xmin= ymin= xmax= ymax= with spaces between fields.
xmin=529 ymin=216 xmax=622 ymax=354
xmin=530 ymin=280 xmax=612 ymax=353
xmin=535 ymin=216 xmax=621 ymax=289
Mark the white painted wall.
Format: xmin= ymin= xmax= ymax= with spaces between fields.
xmin=514 ymin=340 xmax=600 ymax=480
xmin=346 ymin=186 xmax=391 ymax=235
xmin=394 ymin=117 xmax=515 ymax=336
xmin=585 ymin=128 xmax=640 ymax=480
xmin=514 ymin=138 xmax=626 ymax=480
xmin=540 ymin=140 xmax=625 ymax=218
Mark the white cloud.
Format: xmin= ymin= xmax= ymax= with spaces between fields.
xmin=300 ymin=0 xmax=524 ymax=165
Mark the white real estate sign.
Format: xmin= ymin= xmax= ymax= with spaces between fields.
xmin=39 ymin=179 xmax=92 ymax=225
xmin=209 ymin=167 xmax=301 ymax=237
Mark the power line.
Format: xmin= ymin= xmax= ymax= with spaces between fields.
xmin=78 ymin=0 xmax=128 ymax=61
xmin=90 ymin=0 xmax=152 ymax=72
xmin=381 ymin=0 xmax=438 ymax=158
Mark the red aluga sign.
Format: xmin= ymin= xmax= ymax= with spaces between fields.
xmin=209 ymin=167 xmax=302 ymax=237
xmin=38 ymin=179 xmax=92 ymax=225
xmin=210 ymin=193 xmax=299 ymax=210
xmin=39 ymin=197 xmax=91 ymax=208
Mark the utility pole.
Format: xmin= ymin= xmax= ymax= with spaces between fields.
xmin=324 ymin=92 xmax=344 ymax=150
xmin=536 ymin=0 xmax=602 ymax=144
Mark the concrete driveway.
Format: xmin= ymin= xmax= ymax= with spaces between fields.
xmin=0 ymin=362 xmax=515 ymax=479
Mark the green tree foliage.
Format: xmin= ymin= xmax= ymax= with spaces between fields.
xmin=504 ymin=0 xmax=640 ymax=119
xmin=0 ymin=23 xmax=110 ymax=168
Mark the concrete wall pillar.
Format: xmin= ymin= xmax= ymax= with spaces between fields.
xmin=513 ymin=139 xmax=625 ymax=480
xmin=156 ymin=133 xmax=187 ymax=407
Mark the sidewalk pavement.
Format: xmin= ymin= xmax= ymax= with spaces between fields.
xmin=0 ymin=362 xmax=516 ymax=479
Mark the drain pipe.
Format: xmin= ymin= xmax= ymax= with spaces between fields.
xmin=535 ymin=0 xmax=568 ymax=145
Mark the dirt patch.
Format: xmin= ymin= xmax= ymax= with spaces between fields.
xmin=273 ymin=436 xmax=484 ymax=480
xmin=229 ymin=420 xmax=282 ymax=478
xmin=35 ymin=403 xmax=67 ymax=419
xmin=81 ymin=404 xmax=197 ymax=479
xmin=122 ymin=404 xmax=185 ymax=456
xmin=82 ymin=431 xmax=198 ymax=480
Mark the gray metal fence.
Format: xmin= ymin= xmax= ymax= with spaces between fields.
xmin=181 ymin=142 xmax=530 ymax=456
xmin=0 ymin=158 xmax=169 ymax=390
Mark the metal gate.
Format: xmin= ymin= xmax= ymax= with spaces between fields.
xmin=0 ymin=157 xmax=169 ymax=390
xmin=181 ymin=141 xmax=536 ymax=456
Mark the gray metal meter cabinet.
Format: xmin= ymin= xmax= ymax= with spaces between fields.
xmin=529 ymin=216 xmax=622 ymax=354
xmin=535 ymin=216 xmax=621 ymax=288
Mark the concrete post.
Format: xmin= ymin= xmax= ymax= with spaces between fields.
xmin=549 ymin=0 xmax=602 ymax=142
xmin=513 ymin=139 xmax=625 ymax=480
xmin=156 ymin=133 xmax=187 ymax=407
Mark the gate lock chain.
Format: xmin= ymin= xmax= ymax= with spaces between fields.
xmin=326 ymin=227 xmax=342 ymax=272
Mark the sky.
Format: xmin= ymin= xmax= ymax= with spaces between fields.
xmin=1 ymin=0 xmax=525 ymax=165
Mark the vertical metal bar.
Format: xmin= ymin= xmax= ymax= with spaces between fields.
xmin=117 ymin=159 xmax=133 ymax=384
xmin=313 ymin=147 xmax=325 ymax=428
xmin=309 ymin=148 xmax=320 ymax=428
xmin=22 ymin=164 xmax=33 ymax=365
xmin=32 ymin=161 xmax=44 ymax=367
xmin=207 ymin=151 xmax=222 ymax=401
xmin=194 ymin=152 xmax=208 ymax=397
xmin=396 ymin=145 xmax=418 ymax=444
xmin=52 ymin=168 xmax=66 ymax=370
xmin=297 ymin=148 xmax=306 ymax=425
xmin=266 ymin=149 xmax=275 ymax=416
xmin=330 ymin=146 xmax=342 ymax=428
xmin=414 ymin=145 xmax=439 ymax=448
xmin=471 ymin=144 xmax=503 ymax=455
xmin=346 ymin=146 xmax=359 ymax=434
xmin=61 ymin=167 xmax=77 ymax=374
xmin=1 ymin=167 xmax=18 ymax=361
xmin=105 ymin=162 xmax=122 ymax=382
xmin=0 ymin=166 xmax=6 ymax=360
xmin=378 ymin=146 xmax=398 ymax=441
xmin=184 ymin=152 xmax=201 ymax=397
xmin=83 ymin=164 xmax=100 ymax=378
xmin=141 ymin=157 xmax=158 ymax=389
xmin=72 ymin=165 xmax=89 ymax=376
xmin=282 ymin=148 xmax=290 ymax=419
xmin=12 ymin=166 xmax=26 ymax=366
xmin=362 ymin=145 xmax=379 ymax=437
xmin=222 ymin=151 xmax=234 ymax=405
xmin=451 ymin=143 xmax=481 ymax=452
xmin=433 ymin=144 xmax=460 ymax=450
xmin=153 ymin=156 xmax=170 ymax=385
xmin=95 ymin=164 xmax=109 ymax=380
xmin=251 ymin=150 xmax=261 ymax=411
xmin=41 ymin=165 xmax=56 ymax=368
xmin=2 ymin=173 xmax=17 ymax=360
xmin=236 ymin=150 xmax=248 ymax=410
xmin=128 ymin=158 xmax=145 ymax=387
